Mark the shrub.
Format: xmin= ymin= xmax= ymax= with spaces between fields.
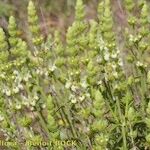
xmin=0 ymin=0 xmax=150 ymax=149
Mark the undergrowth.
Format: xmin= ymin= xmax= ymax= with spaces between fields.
xmin=0 ymin=0 xmax=150 ymax=150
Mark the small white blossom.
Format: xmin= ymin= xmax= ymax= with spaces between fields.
xmin=97 ymin=80 xmax=102 ymax=85
xmin=112 ymin=64 xmax=117 ymax=69
xmin=42 ymin=104 xmax=46 ymax=109
xmin=30 ymin=100 xmax=36 ymax=106
xmin=45 ymin=71 xmax=49 ymax=76
xmin=36 ymin=69 xmax=43 ymax=75
xmin=111 ymin=53 xmax=117 ymax=59
xmin=80 ymin=80 xmax=88 ymax=88
xmin=69 ymin=94 xmax=77 ymax=104
xmin=71 ymin=98 xmax=77 ymax=104
xmin=49 ymin=65 xmax=57 ymax=72
xmin=85 ymin=93 xmax=90 ymax=98
xmin=136 ymin=61 xmax=143 ymax=67
xmin=113 ymin=72 xmax=118 ymax=78
xmin=104 ymin=53 xmax=110 ymax=61
xmin=13 ymin=70 xmax=19 ymax=75
xmin=96 ymin=56 xmax=102 ymax=63
xmin=118 ymin=59 xmax=123 ymax=66
xmin=18 ymin=84 xmax=24 ymax=90
xmin=65 ymin=81 xmax=72 ymax=89
xmin=114 ymin=84 xmax=119 ymax=89
xmin=13 ymin=87 xmax=19 ymax=94
xmin=0 ymin=115 xmax=4 ymax=121
xmin=71 ymin=85 xmax=78 ymax=92
xmin=30 ymin=107 xmax=35 ymax=111
xmin=79 ymin=96 xmax=85 ymax=102
xmin=0 ymin=73 xmax=5 ymax=79
xmin=70 ymin=72 xmax=73 ymax=76
xmin=129 ymin=34 xmax=134 ymax=42
xmin=36 ymin=69 xmax=40 ymax=74
xmin=33 ymin=95 xmax=39 ymax=100
xmin=5 ymin=89 xmax=11 ymax=96
xmin=16 ymin=104 xmax=22 ymax=110
xmin=23 ymin=73 xmax=32 ymax=82
xmin=22 ymin=101 xmax=30 ymax=106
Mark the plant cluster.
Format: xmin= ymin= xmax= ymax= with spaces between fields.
xmin=0 ymin=0 xmax=150 ymax=150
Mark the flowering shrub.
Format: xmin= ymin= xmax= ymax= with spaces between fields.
xmin=0 ymin=0 xmax=150 ymax=149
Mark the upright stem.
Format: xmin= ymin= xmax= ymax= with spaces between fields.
xmin=116 ymin=97 xmax=127 ymax=150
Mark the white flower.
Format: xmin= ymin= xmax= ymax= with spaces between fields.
xmin=136 ymin=61 xmax=143 ymax=67
xmin=80 ymin=80 xmax=88 ymax=88
xmin=30 ymin=107 xmax=35 ymax=111
xmin=104 ymin=53 xmax=110 ymax=61
xmin=96 ymin=56 xmax=102 ymax=63
xmin=45 ymin=71 xmax=49 ymax=76
xmin=11 ymin=75 xmax=15 ymax=80
xmin=24 ymin=76 xmax=29 ymax=82
xmin=23 ymin=73 xmax=32 ymax=81
xmin=36 ymin=69 xmax=43 ymax=75
xmin=129 ymin=34 xmax=134 ymax=42
xmin=42 ymin=104 xmax=46 ymax=109
xmin=118 ymin=59 xmax=123 ymax=66
xmin=49 ymin=65 xmax=57 ymax=72
xmin=79 ymin=96 xmax=85 ymax=102
xmin=114 ymin=84 xmax=119 ymax=89
xmin=104 ymin=47 xmax=109 ymax=51
xmin=116 ymin=49 xmax=120 ymax=55
xmin=0 ymin=73 xmax=5 ymax=79
xmin=144 ymin=63 xmax=148 ymax=68
xmin=113 ymin=72 xmax=118 ymax=78
xmin=0 ymin=115 xmax=4 ymax=121
xmin=33 ymin=95 xmax=39 ymax=100
xmin=30 ymin=100 xmax=36 ymax=106
xmin=71 ymin=98 xmax=77 ymax=104
xmin=36 ymin=69 xmax=40 ymax=74
xmin=111 ymin=53 xmax=117 ymax=59
xmin=13 ymin=87 xmax=19 ymax=94
xmin=71 ymin=85 xmax=78 ymax=92
xmin=16 ymin=104 xmax=22 ymax=110
xmin=104 ymin=73 xmax=108 ymax=81
xmin=33 ymin=50 xmax=39 ymax=56
xmin=5 ymin=89 xmax=11 ymax=96
xmin=18 ymin=84 xmax=24 ymax=90
xmin=97 ymin=80 xmax=102 ymax=85
xmin=65 ymin=81 xmax=72 ymax=89
xmin=13 ymin=70 xmax=19 ymax=75
xmin=22 ymin=95 xmax=28 ymax=100
xmin=112 ymin=64 xmax=117 ymax=69
xmin=22 ymin=100 xmax=30 ymax=107
xmin=85 ymin=93 xmax=90 ymax=98
xmin=69 ymin=94 xmax=77 ymax=104
xmin=70 ymin=72 xmax=73 ymax=76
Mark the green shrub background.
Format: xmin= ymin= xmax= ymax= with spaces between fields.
xmin=0 ymin=0 xmax=150 ymax=149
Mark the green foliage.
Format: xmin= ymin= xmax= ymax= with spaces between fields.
xmin=0 ymin=28 xmax=8 ymax=63
xmin=125 ymin=0 xmax=135 ymax=12
xmin=47 ymin=95 xmax=59 ymax=139
xmin=91 ymin=90 xmax=108 ymax=149
xmin=8 ymin=16 xmax=18 ymax=48
xmin=88 ymin=20 xmax=98 ymax=50
xmin=98 ymin=0 xmax=115 ymax=46
xmin=28 ymin=0 xmax=43 ymax=47
xmin=0 ymin=0 xmax=150 ymax=149
xmin=0 ymin=28 xmax=8 ymax=52
xmin=8 ymin=16 xmax=28 ymax=58
xmin=75 ymin=0 xmax=85 ymax=21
